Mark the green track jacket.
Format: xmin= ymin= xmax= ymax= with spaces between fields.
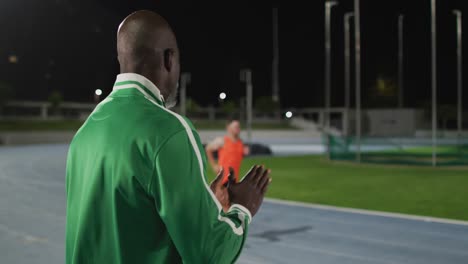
xmin=66 ymin=73 xmax=252 ymax=264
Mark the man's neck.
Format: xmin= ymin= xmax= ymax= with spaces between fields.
xmin=120 ymin=69 xmax=168 ymax=98
xmin=227 ymin=134 xmax=239 ymax=141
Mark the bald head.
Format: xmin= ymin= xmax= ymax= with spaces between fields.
xmin=117 ymin=10 xmax=180 ymax=107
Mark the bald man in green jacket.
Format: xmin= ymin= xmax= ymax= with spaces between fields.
xmin=65 ymin=10 xmax=271 ymax=264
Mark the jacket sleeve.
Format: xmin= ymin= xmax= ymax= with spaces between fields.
xmin=149 ymin=129 xmax=251 ymax=264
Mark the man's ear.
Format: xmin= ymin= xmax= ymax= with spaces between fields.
xmin=163 ymin=49 xmax=175 ymax=72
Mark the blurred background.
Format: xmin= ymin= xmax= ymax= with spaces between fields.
xmin=1 ymin=0 xmax=468 ymax=263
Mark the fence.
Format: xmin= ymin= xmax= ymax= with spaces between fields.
xmin=329 ymin=134 xmax=468 ymax=166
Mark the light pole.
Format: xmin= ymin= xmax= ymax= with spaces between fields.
xmin=453 ymin=10 xmax=463 ymax=140
xmin=344 ymin=12 xmax=354 ymax=136
xmin=398 ymin=14 xmax=404 ymax=108
xmin=325 ymin=1 xmax=338 ymax=130
xmin=180 ymin=73 xmax=191 ymax=116
xmin=431 ymin=0 xmax=437 ymax=167
xmin=241 ymin=69 xmax=253 ymax=142
xmin=272 ymin=7 xmax=280 ymax=105
xmin=354 ymin=0 xmax=361 ymax=163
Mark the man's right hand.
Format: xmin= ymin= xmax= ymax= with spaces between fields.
xmin=227 ymin=165 xmax=271 ymax=217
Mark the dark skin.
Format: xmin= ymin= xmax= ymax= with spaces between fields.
xmin=118 ymin=10 xmax=271 ymax=216
xmin=117 ymin=10 xmax=180 ymax=105
xmin=211 ymin=166 xmax=271 ymax=216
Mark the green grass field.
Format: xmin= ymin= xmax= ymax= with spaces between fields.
xmin=0 ymin=120 xmax=296 ymax=131
xmin=208 ymin=155 xmax=468 ymax=221
xmin=331 ymin=143 xmax=468 ymax=166
xmin=402 ymin=145 xmax=468 ymax=154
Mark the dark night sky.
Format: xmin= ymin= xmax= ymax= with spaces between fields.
xmin=1 ymin=0 xmax=468 ymax=109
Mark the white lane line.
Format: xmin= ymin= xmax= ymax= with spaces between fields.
xmin=238 ymin=256 xmax=272 ymax=264
xmin=250 ymin=219 xmax=468 ymax=256
xmin=256 ymin=207 xmax=468 ymax=242
xmin=0 ymin=223 xmax=62 ymax=249
xmin=266 ymin=198 xmax=468 ymax=226
xmin=307 ymin=227 xmax=468 ymax=256
xmin=248 ymin=237 xmax=401 ymax=264
xmin=0 ymin=199 xmax=65 ymax=223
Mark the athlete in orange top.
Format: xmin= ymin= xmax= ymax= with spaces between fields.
xmin=206 ymin=119 xmax=250 ymax=185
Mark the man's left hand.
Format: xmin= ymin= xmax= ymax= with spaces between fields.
xmin=210 ymin=168 xmax=230 ymax=212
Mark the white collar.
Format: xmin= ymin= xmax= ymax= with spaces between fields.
xmin=113 ymin=73 xmax=165 ymax=105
